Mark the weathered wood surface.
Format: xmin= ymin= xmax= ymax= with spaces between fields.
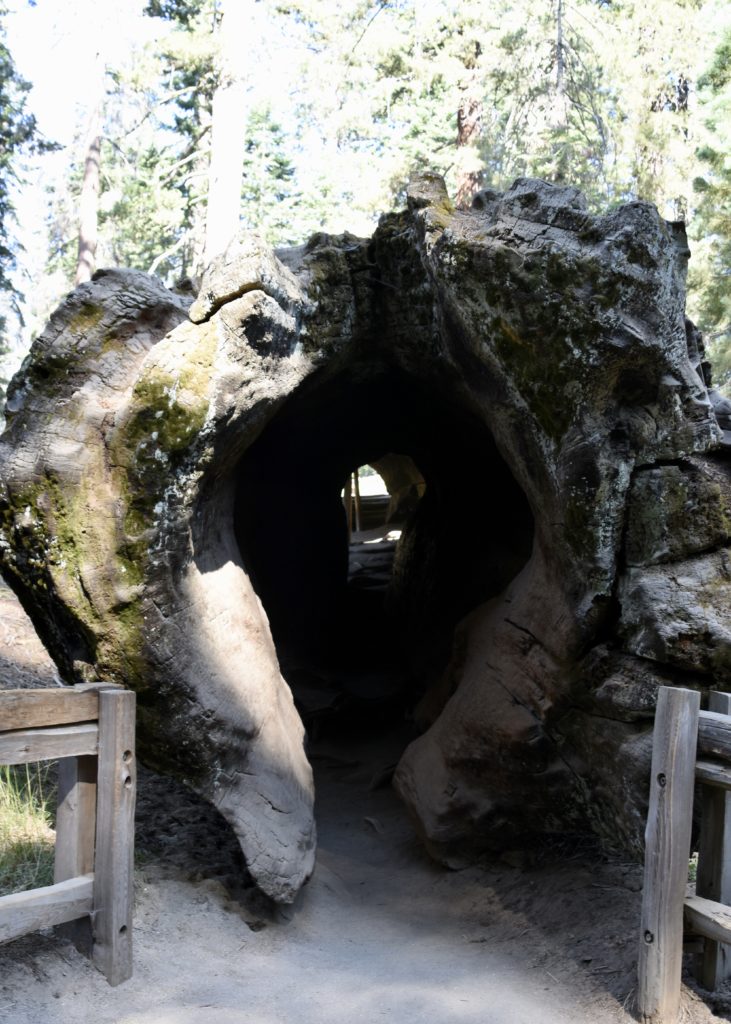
xmin=0 ymin=688 xmax=99 ymax=732
xmin=353 ymin=469 xmax=362 ymax=532
xmin=698 ymin=710 xmax=731 ymax=764
xmin=0 ymin=723 xmax=98 ymax=765
xmin=92 ymin=689 xmax=136 ymax=986
xmin=696 ymin=761 xmax=731 ymax=789
xmin=343 ymin=474 xmax=353 ymax=540
xmin=55 ymin=756 xmax=98 ymax=880
xmin=0 ymin=874 xmax=93 ymax=945
xmin=638 ymin=686 xmax=700 ymax=1024
xmin=685 ymin=895 xmax=731 ymax=947
xmin=54 ymin=755 xmax=98 ymax=953
xmin=695 ymin=692 xmax=731 ymax=990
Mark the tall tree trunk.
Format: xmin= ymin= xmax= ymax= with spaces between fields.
xmin=204 ymin=0 xmax=255 ymax=263
xmin=454 ymin=43 xmax=483 ymax=209
xmin=455 ymin=93 xmax=482 ymax=207
xmin=555 ymin=0 xmax=566 ymax=100
xmin=549 ymin=0 xmax=570 ymax=182
xmin=75 ymin=48 xmax=106 ymax=287
xmin=75 ymin=104 xmax=102 ymax=286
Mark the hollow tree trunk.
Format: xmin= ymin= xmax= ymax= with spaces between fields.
xmin=1 ymin=173 xmax=726 ymax=902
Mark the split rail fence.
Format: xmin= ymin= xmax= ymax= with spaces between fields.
xmin=0 ymin=683 xmax=136 ymax=985
xmin=639 ymin=685 xmax=731 ymax=1023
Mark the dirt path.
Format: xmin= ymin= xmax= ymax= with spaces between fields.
xmin=1 ymin=578 xmax=729 ymax=1023
xmin=0 ymin=578 xmax=59 ymax=689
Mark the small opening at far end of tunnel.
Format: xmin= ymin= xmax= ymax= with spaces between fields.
xmin=233 ymin=367 xmax=535 ymax=753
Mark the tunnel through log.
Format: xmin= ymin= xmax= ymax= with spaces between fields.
xmin=233 ymin=366 xmax=534 ymax=736
xmin=1 ymin=173 xmax=727 ymax=901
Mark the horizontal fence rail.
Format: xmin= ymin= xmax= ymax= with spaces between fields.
xmin=0 ymin=723 xmax=99 ymax=764
xmin=697 ymin=710 xmax=731 ymax=763
xmin=0 ymin=875 xmax=94 ymax=945
xmin=0 ymin=689 xmax=100 ymax=731
xmin=0 ymin=683 xmax=136 ymax=986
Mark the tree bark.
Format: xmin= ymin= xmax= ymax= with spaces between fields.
xmin=548 ymin=0 xmax=570 ymax=181
xmin=204 ymin=0 xmax=256 ymax=263
xmin=75 ymin=106 xmax=102 ymax=286
xmin=455 ymin=94 xmax=482 ymax=207
xmin=454 ymin=44 xmax=483 ymax=209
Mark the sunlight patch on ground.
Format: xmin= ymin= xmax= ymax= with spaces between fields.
xmin=362 ymin=529 xmax=401 ymax=545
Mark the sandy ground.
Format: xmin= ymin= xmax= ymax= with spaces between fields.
xmin=1 ymin=577 xmax=731 ymax=1024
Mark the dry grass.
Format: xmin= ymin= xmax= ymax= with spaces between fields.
xmin=0 ymin=763 xmax=56 ymax=896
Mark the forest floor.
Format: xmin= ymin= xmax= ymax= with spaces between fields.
xmin=1 ymin=577 xmax=731 ymax=1024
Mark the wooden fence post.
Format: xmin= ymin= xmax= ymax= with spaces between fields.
xmin=54 ymin=754 xmax=98 ymax=953
xmin=0 ymin=684 xmax=136 ymax=984
xmin=696 ymin=691 xmax=731 ymax=989
xmin=638 ymin=686 xmax=700 ymax=1024
xmin=91 ymin=688 xmax=136 ymax=986
xmin=353 ymin=469 xmax=362 ymax=533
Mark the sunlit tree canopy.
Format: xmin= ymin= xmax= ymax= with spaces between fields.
xmin=1 ymin=0 xmax=731 ymax=389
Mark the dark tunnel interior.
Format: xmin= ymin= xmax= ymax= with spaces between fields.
xmin=233 ymin=365 xmax=535 ymax=735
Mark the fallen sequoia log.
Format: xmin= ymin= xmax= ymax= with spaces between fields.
xmin=2 ymin=173 xmax=730 ymax=901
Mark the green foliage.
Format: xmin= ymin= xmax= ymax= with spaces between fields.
xmin=687 ymin=24 xmax=731 ymax=386
xmin=45 ymin=159 xmax=84 ymax=284
xmin=144 ymin=0 xmax=206 ymax=25
xmin=43 ymin=2 xmax=218 ymax=288
xmin=272 ymin=0 xmax=705 ymax=225
xmin=100 ymin=143 xmax=187 ymax=276
xmin=0 ymin=16 xmax=37 ymax=280
xmin=0 ymin=762 xmax=56 ymax=897
xmin=698 ymin=35 xmax=731 ymax=92
xmin=147 ymin=4 xmax=218 ymax=275
xmin=0 ymin=4 xmax=55 ymax=354
xmin=240 ymin=107 xmax=299 ymax=244
xmin=475 ymin=3 xmax=615 ymax=201
xmin=8 ymin=0 xmax=731 ymax=369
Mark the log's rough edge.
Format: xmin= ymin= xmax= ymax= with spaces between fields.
xmin=0 ymin=874 xmax=93 ymax=944
xmin=0 ymin=723 xmax=98 ymax=765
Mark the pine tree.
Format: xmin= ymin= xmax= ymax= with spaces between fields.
xmin=75 ymin=67 xmax=104 ymax=285
xmin=0 ymin=3 xmax=55 ymax=357
xmin=688 ymin=26 xmax=731 ymax=384
xmin=19 ymin=0 xmax=731 ymax=349
xmin=44 ymin=0 xmax=217 ymax=288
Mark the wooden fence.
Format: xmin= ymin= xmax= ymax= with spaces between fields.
xmin=0 ymin=684 xmax=136 ymax=986
xmin=638 ymin=685 xmax=731 ymax=1023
